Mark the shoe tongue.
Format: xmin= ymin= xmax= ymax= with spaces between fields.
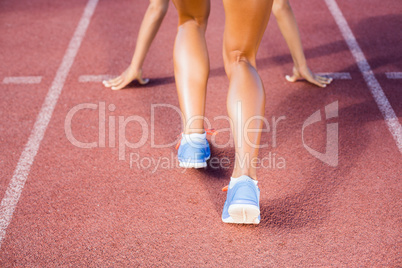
xmin=229 ymin=175 xmax=258 ymax=188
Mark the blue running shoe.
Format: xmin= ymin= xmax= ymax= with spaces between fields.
xmin=177 ymin=132 xmax=210 ymax=168
xmin=222 ymin=175 xmax=260 ymax=224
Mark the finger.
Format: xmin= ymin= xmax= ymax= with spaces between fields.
xmin=111 ymin=80 xmax=128 ymax=90
xmin=135 ymin=69 xmax=149 ymax=85
xmin=111 ymin=84 xmax=124 ymax=90
xmin=320 ymin=76 xmax=333 ymax=84
xmin=112 ymin=77 xmax=134 ymax=90
xmin=111 ymin=83 xmax=125 ymax=90
xmin=313 ymin=73 xmax=333 ymax=84
xmin=103 ymin=76 xmax=122 ymax=87
xmin=299 ymin=70 xmax=326 ymax=87
xmin=285 ymin=74 xmax=299 ymax=83
xmin=109 ymin=75 xmax=123 ymax=84
xmin=109 ymin=76 xmax=124 ymax=87
xmin=306 ymin=75 xmax=327 ymax=88
xmin=137 ymin=77 xmax=150 ymax=85
xmin=102 ymin=80 xmax=111 ymax=87
xmin=112 ymin=76 xmax=150 ymax=89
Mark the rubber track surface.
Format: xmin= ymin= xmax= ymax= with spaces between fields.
xmin=0 ymin=0 xmax=400 ymax=266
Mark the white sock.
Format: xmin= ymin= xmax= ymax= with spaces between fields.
xmin=181 ymin=132 xmax=206 ymax=145
xmin=229 ymin=175 xmax=258 ymax=189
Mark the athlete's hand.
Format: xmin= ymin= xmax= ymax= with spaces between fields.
xmin=285 ymin=66 xmax=333 ymax=88
xmin=103 ymin=66 xmax=149 ymax=90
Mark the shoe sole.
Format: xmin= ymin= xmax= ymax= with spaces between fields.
xmin=179 ymin=161 xmax=207 ymax=168
xmin=225 ymin=204 xmax=260 ymax=224
xmin=179 ymin=155 xmax=210 ymax=169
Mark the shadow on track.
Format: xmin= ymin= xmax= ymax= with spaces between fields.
xmin=197 ymin=81 xmax=382 ymax=230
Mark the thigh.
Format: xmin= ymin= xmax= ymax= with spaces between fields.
xmin=223 ymin=0 xmax=273 ymax=66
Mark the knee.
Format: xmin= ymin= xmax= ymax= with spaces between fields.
xmin=149 ymin=0 xmax=169 ymax=17
xmin=224 ymin=50 xmax=254 ymax=68
xmin=175 ymin=1 xmax=210 ymax=29
xmin=272 ymin=0 xmax=291 ymax=16
xmin=223 ymin=50 xmax=256 ymax=78
xmin=178 ymin=13 xmax=209 ymax=29
xmin=195 ymin=14 xmax=209 ymax=28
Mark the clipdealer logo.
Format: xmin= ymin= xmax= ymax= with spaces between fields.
xmin=63 ymin=101 xmax=339 ymax=169
xmin=63 ymin=102 xmax=286 ymax=161
xmin=302 ymin=101 xmax=339 ymax=167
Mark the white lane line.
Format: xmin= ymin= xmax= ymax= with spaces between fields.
xmin=78 ymin=74 xmax=114 ymax=82
xmin=385 ymin=72 xmax=402 ymax=79
xmin=2 ymin=76 xmax=42 ymax=84
xmin=0 ymin=0 xmax=99 ymax=247
xmin=317 ymin=72 xmax=352 ymax=79
xmin=80 ymin=73 xmax=352 ymax=82
xmin=324 ymin=0 xmax=402 ymax=153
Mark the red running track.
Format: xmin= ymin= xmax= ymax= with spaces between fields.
xmin=0 ymin=0 xmax=401 ymax=266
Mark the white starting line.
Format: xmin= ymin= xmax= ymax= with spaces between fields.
xmin=78 ymin=72 xmax=354 ymax=82
xmin=77 ymin=72 xmax=402 ymax=82
xmin=317 ymin=72 xmax=352 ymax=79
xmin=3 ymin=72 xmax=401 ymax=85
xmin=385 ymin=72 xmax=402 ymax=79
xmin=78 ymin=74 xmax=114 ymax=82
xmin=2 ymin=76 xmax=42 ymax=84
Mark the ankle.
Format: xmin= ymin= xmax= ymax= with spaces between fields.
xmin=183 ymin=126 xmax=205 ymax=135
xmin=181 ymin=132 xmax=207 ymax=145
xmin=183 ymin=130 xmax=205 ymax=135
xmin=231 ymin=170 xmax=257 ymax=180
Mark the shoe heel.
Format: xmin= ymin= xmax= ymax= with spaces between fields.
xmin=179 ymin=161 xmax=207 ymax=169
xmin=228 ymin=204 xmax=260 ymax=224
